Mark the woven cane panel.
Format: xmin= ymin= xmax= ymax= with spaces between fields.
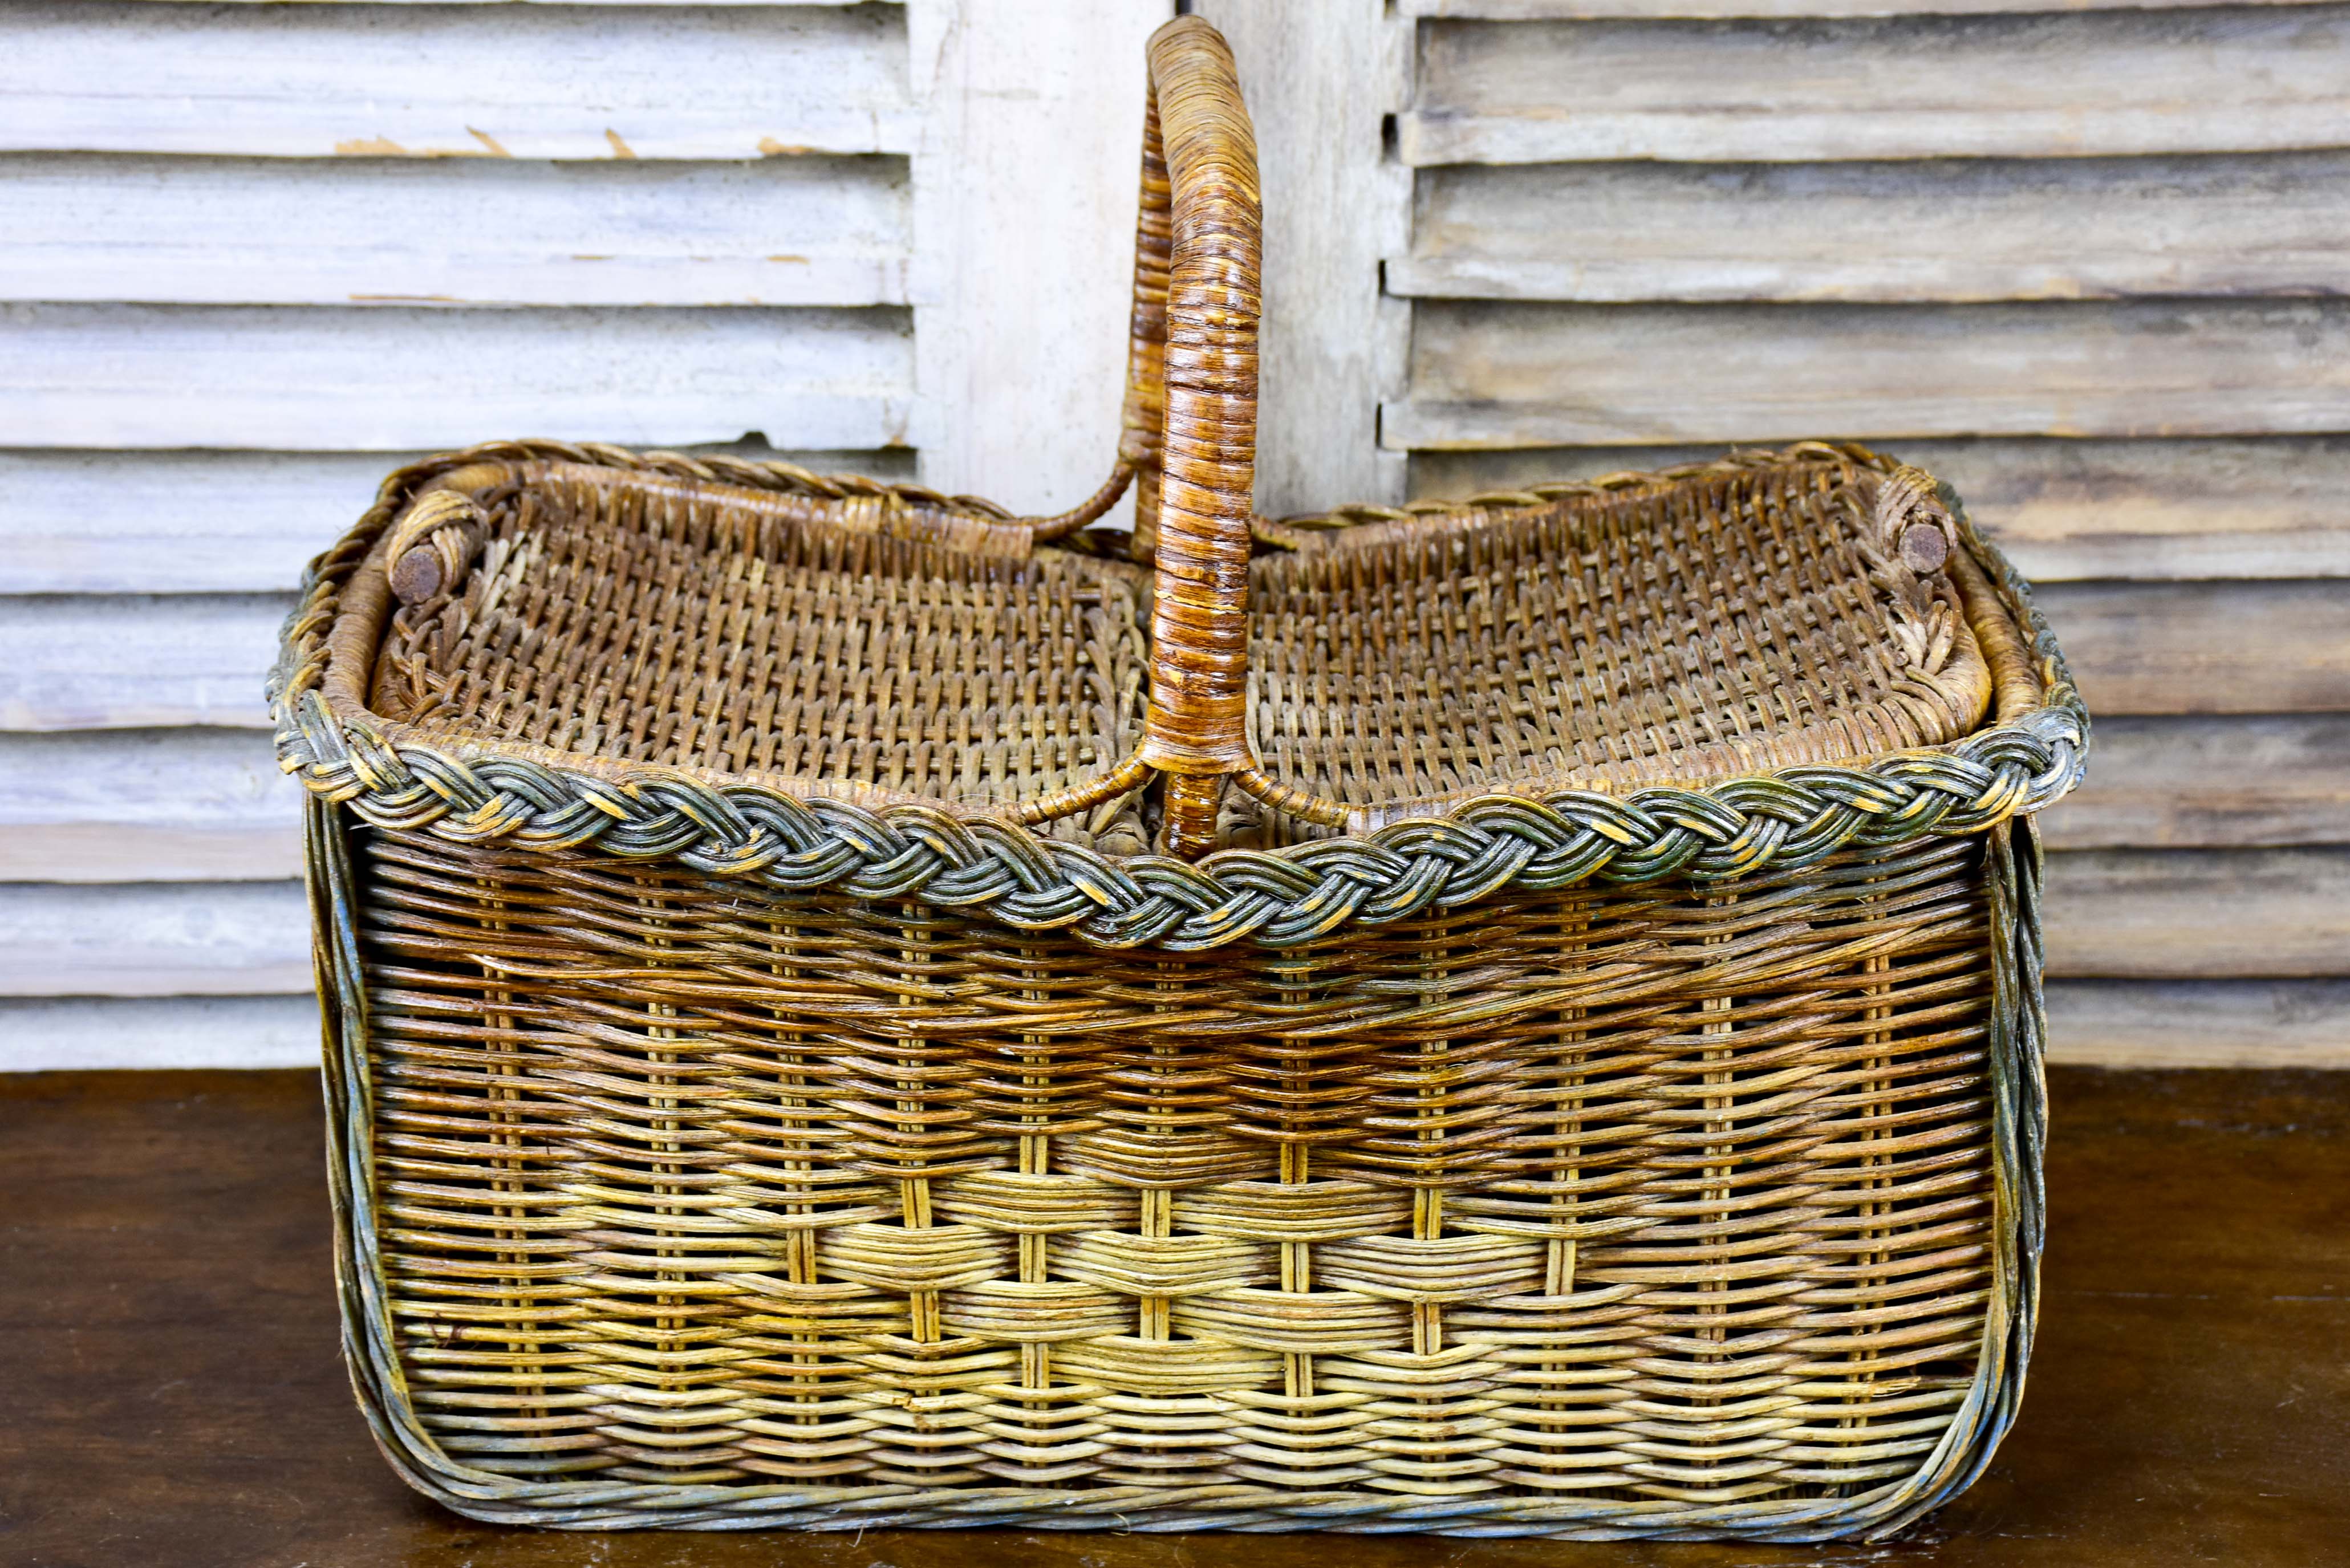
xmin=357 ymin=826 xmax=1998 ymax=1503
xmin=367 ymin=458 xmax=1987 ymax=858
xmin=370 ymin=465 xmax=1155 ymax=850
xmin=1245 ymin=459 xmax=1991 ymax=834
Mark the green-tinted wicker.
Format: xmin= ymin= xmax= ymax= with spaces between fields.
xmin=270 ymin=16 xmax=2085 ymax=1543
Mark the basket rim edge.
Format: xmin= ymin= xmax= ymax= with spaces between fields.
xmin=267 ymin=440 xmax=2090 ymax=953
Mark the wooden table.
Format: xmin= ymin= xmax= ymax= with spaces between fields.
xmin=3 ymin=1067 xmax=2344 ymax=1567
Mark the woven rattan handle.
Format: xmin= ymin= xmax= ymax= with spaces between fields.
xmin=1125 ymin=17 xmax=1261 ymax=856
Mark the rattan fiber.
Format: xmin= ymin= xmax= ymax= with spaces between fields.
xmin=271 ymin=16 xmax=2084 ymax=1541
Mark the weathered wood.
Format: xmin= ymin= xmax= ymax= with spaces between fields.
xmin=1395 ymin=153 xmax=2350 ymax=304
xmin=0 ymin=731 xmax=303 ymax=882
xmin=2034 ymin=581 xmax=2350 ymax=716
xmin=0 ymin=303 xmax=912 ymax=451
xmin=7 ymin=1069 xmax=2350 ymax=1560
xmin=0 ymin=445 xmax=916 ymax=595
xmin=0 ymin=882 xmax=311 ymax=997
xmin=1194 ymin=0 xmax=1410 ymax=513
xmin=1387 ymin=300 xmax=2350 ymax=448
xmin=1410 ymin=437 xmax=2350 ymax=581
xmin=0 ymin=996 xmax=319 ymax=1071
xmin=2045 ymin=980 xmax=2350 ymax=1069
xmin=2044 ymin=849 xmax=2350 ymax=980
xmin=4 ymin=1 xmax=914 ymax=159
xmin=0 ymin=152 xmax=909 ymax=307
xmin=2045 ymin=716 xmax=2350 ymax=851
xmin=1406 ymin=0 xmax=2315 ymax=14
xmin=1403 ymin=6 xmax=2350 ymax=165
xmin=904 ymin=1 xmax=1166 ymax=517
xmin=0 ymin=596 xmax=289 ymax=731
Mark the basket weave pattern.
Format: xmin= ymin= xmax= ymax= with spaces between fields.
xmin=273 ymin=17 xmax=2083 ymax=1540
xmin=339 ymin=824 xmax=2015 ymax=1524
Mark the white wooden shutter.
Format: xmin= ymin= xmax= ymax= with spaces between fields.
xmin=1200 ymin=0 xmax=2350 ymax=1067
xmin=0 ymin=0 xmax=1172 ymax=1066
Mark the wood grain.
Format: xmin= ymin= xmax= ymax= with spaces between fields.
xmin=0 ymin=152 xmax=910 ymax=307
xmin=903 ymin=2 xmax=1163 ymax=521
xmin=1396 ymin=153 xmax=2350 ymax=303
xmin=0 ymin=303 xmax=914 ymax=451
xmin=0 ymin=996 xmax=318 ymax=1071
xmin=2045 ymin=716 xmax=2350 ymax=851
xmin=0 ymin=730 xmax=303 ymax=882
xmin=1410 ymin=436 xmax=2350 ymax=581
xmin=0 ymin=595 xmax=290 ymax=730
xmin=1403 ymin=6 xmax=2350 ymax=165
xmin=0 ymin=881 xmax=311 ymax=997
xmin=4 ymin=1066 xmax=2344 ymax=1560
xmin=1387 ymin=300 xmax=2350 ymax=448
xmin=1194 ymin=0 xmax=1410 ymax=512
xmin=3 ymin=0 xmax=915 ymax=159
xmin=2034 ymin=581 xmax=2350 ymax=715
xmin=2045 ymin=980 xmax=2350 ymax=1069
xmin=2044 ymin=849 xmax=2350 ymax=980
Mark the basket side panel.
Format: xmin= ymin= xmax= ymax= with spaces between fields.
xmin=314 ymin=805 xmax=2039 ymax=1537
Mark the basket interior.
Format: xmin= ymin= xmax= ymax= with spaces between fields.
xmin=370 ymin=462 xmax=1158 ymax=851
xmin=1242 ymin=460 xmax=1992 ymax=840
xmin=368 ymin=456 xmax=1989 ymax=850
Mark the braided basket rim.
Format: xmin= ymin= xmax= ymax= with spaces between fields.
xmin=268 ymin=438 xmax=2089 ymax=953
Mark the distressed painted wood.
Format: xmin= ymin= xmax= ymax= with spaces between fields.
xmin=1408 ymin=437 xmax=2350 ymax=581
xmin=0 ymin=445 xmax=915 ymax=595
xmin=1387 ymin=299 xmax=2350 ymax=449
xmin=0 ymin=731 xmax=302 ymax=882
xmin=0 ymin=596 xmax=290 ymax=731
xmin=1402 ymin=6 xmax=2350 ymax=165
xmin=2045 ymin=716 xmax=2350 ymax=851
xmin=3 ymin=1 xmax=915 ymax=159
xmin=1194 ymin=0 xmax=1410 ymax=513
xmin=1396 ymin=153 xmax=2350 ymax=304
xmin=0 ymin=882 xmax=312 ymax=997
xmin=0 ymin=996 xmax=321 ymax=1071
xmin=2035 ymin=581 xmax=2350 ymax=716
xmin=0 ymin=303 xmax=913 ymax=451
xmin=2044 ymin=850 xmax=2350 ymax=980
xmin=904 ymin=1 xmax=1167 ymax=513
xmin=2045 ymin=980 xmax=2350 ymax=1069
xmin=1 ymin=153 xmax=910 ymax=307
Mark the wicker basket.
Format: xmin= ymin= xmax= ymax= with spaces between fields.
xmin=271 ymin=17 xmax=2087 ymax=1541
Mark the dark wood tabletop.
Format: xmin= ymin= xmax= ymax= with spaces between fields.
xmin=3 ymin=1066 xmax=2344 ymax=1568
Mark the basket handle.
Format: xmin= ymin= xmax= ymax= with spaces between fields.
xmin=1125 ymin=16 xmax=1262 ymax=856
